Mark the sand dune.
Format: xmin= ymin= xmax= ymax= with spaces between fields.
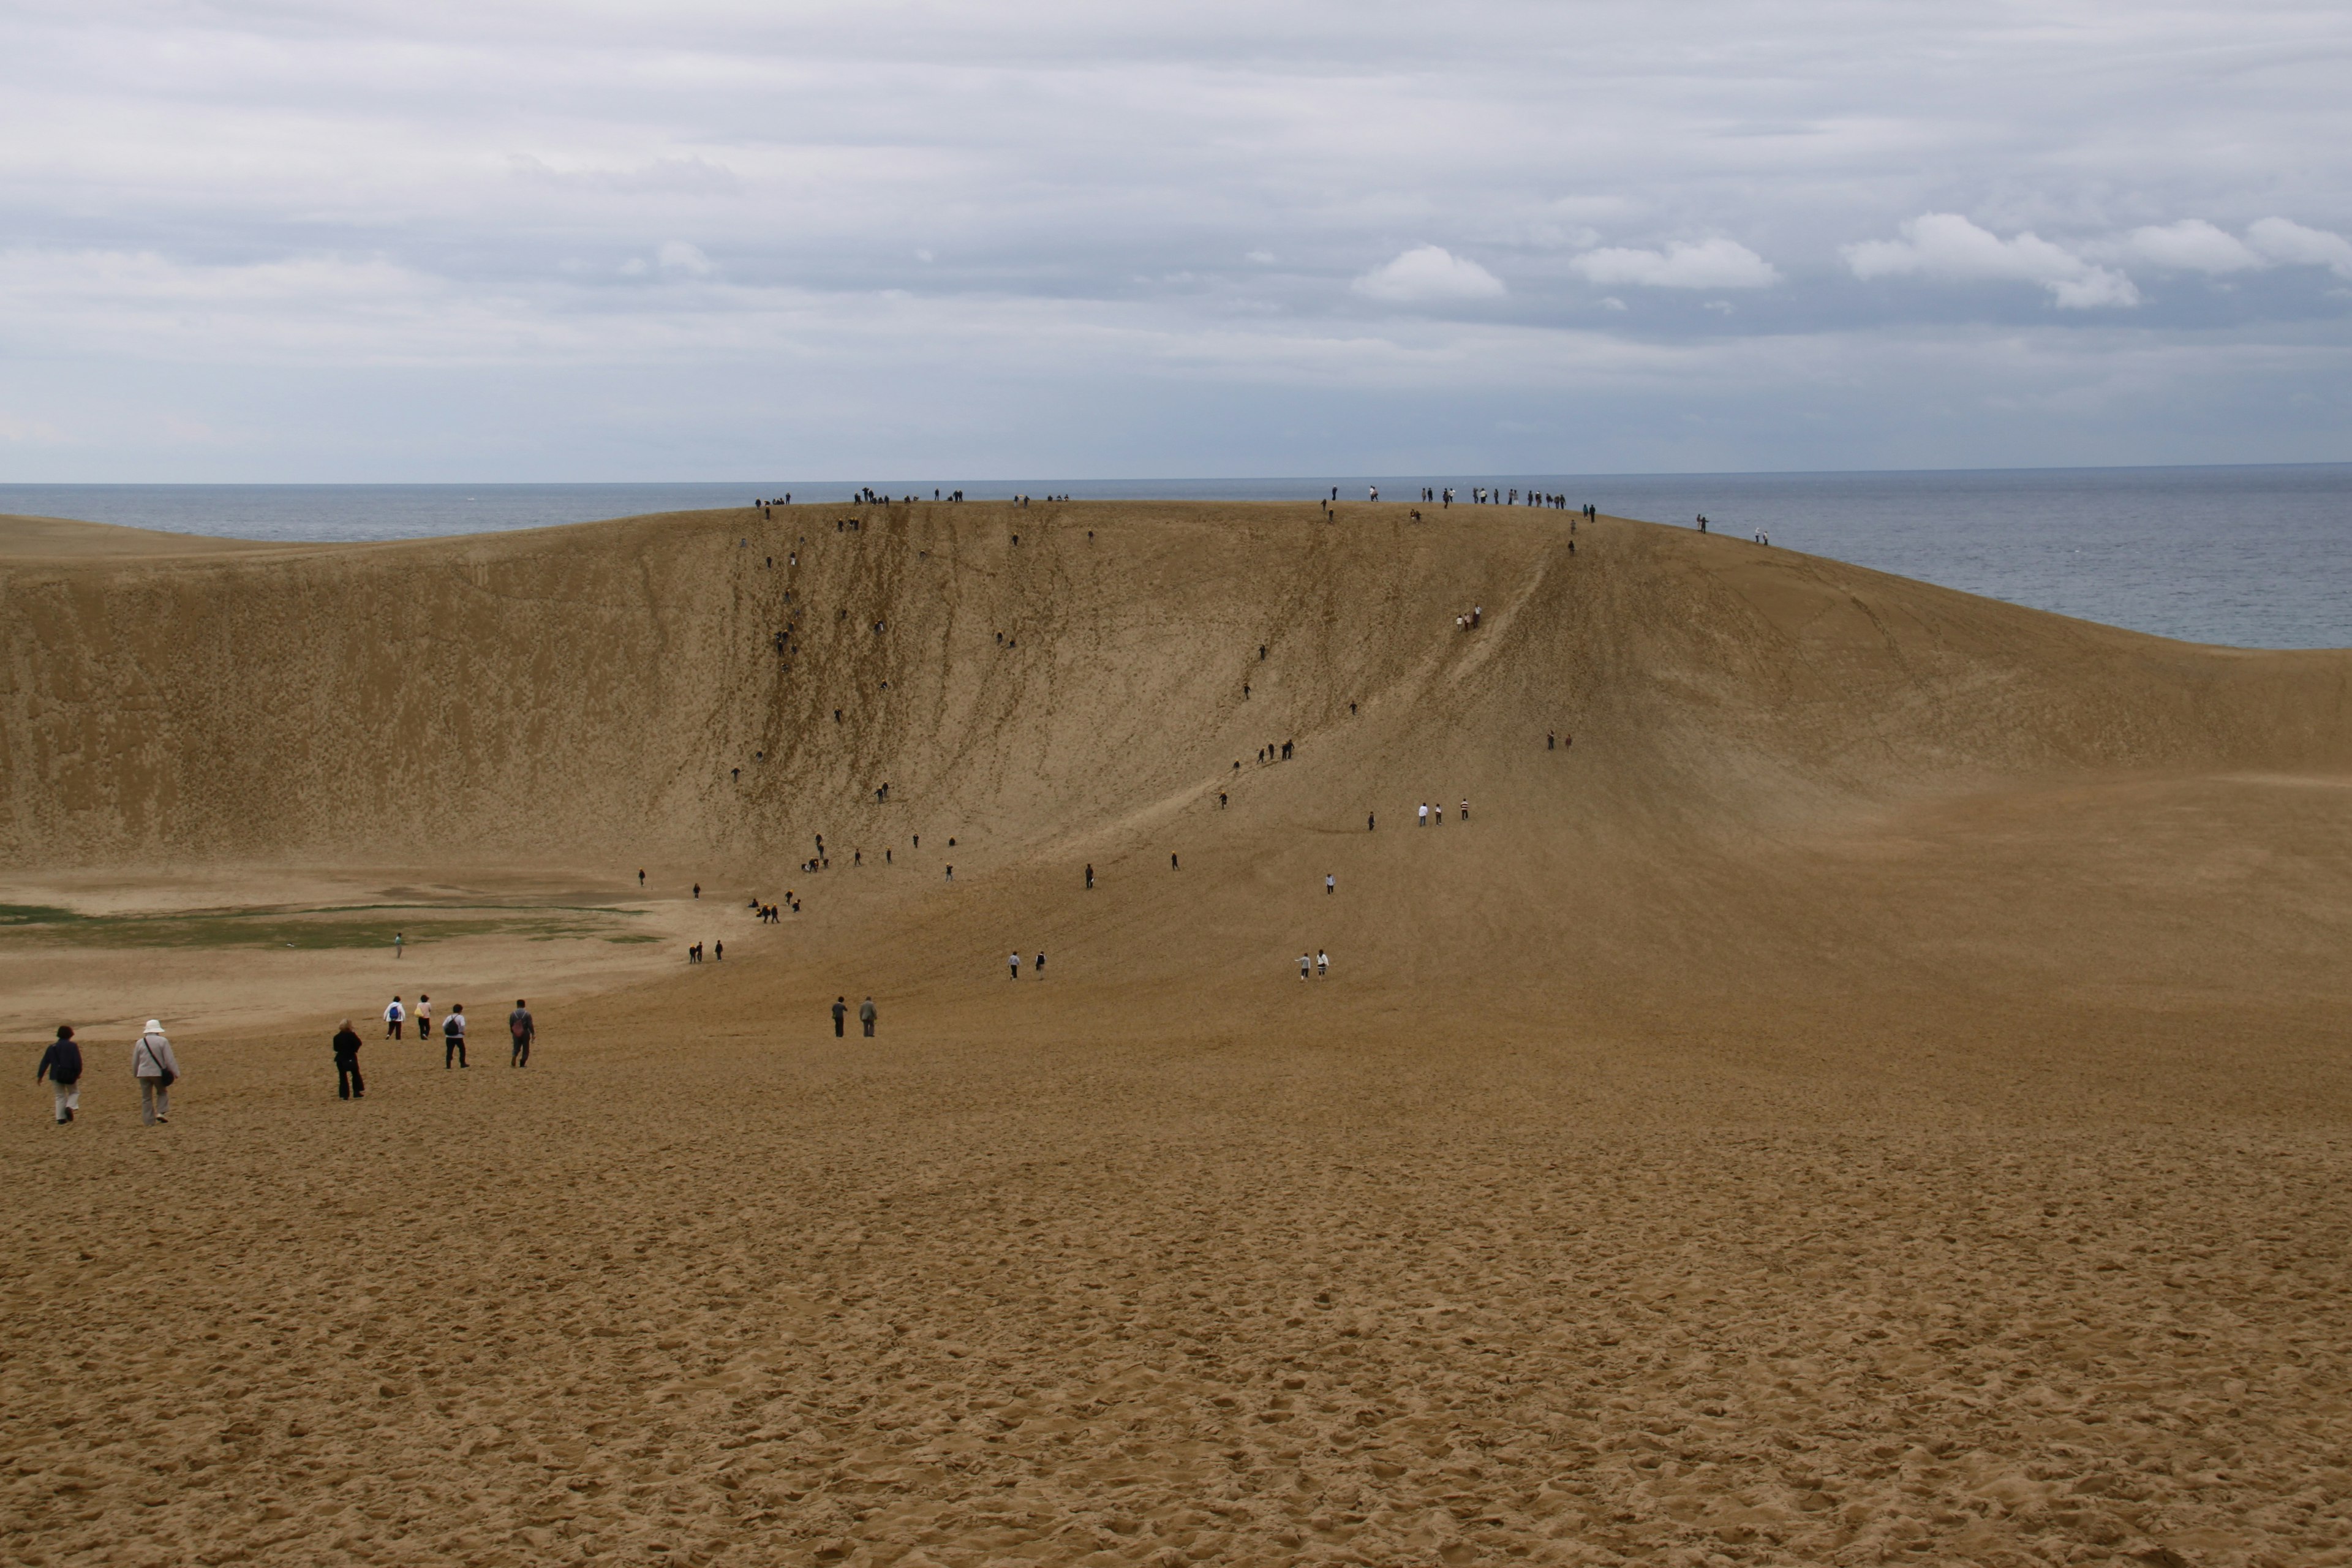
xmin=4 ymin=500 xmax=2350 ymax=1567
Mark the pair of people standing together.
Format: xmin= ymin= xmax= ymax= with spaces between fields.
xmin=34 ymin=1020 xmax=179 ymax=1125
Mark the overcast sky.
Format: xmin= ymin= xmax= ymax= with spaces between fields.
xmin=3 ymin=0 xmax=2350 ymax=481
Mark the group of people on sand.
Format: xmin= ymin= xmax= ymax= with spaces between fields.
xmin=1008 ymin=949 xmax=1047 ymax=979
xmin=1455 ymin=605 xmax=1484 ymax=631
xmin=35 ymin=1021 xmax=178 ymax=1125
xmin=32 ymin=1000 xmax=538 ymax=1123
xmin=1417 ymin=798 xmax=1470 ymax=826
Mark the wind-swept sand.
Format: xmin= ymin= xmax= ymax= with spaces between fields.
xmin=3 ymin=502 xmax=2349 ymax=1567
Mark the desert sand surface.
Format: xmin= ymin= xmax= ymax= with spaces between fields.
xmin=4 ymin=500 xmax=2350 ymax=1568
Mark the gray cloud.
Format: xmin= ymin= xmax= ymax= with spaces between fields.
xmin=0 ymin=1 xmax=2346 ymax=478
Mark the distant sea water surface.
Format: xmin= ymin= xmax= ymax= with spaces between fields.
xmin=1 ymin=465 xmax=2345 ymax=650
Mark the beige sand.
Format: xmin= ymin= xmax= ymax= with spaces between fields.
xmin=3 ymin=502 xmax=2349 ymax=1567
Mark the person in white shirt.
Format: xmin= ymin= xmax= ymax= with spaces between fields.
xmin=1316 ymin=950 xmax=1329 ymax=978
xmin=415 ymin=994 xmax=432 ymax=1041
xmin=1325 ymin=873 xmax=1335 ymax=896
xmin=132 ymin=1020 xmax=179 ymax=1125
xmin=384 ymin=996 xmax=405 ymax=1039
xmin=1298 ymin=953 xmax=1311 ymax=981
xmin=1418 ymin=802 xmax=1428 ymax=827
xmin=1009 ymin=951 xmax=1020 ymax=980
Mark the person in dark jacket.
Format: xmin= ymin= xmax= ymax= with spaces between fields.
xmin=333 ymin=1019 xmax=365 ymax=1100
xmin=508 ymin=1000 xmax=534 ymax=1068
xmin=37 ymin=1024 xmax=81 ymax=1124
xmin=832 ymin=997 xmax=847 ymax=1037
xmin=443 ymin=1005 xmax=467 ymax=1069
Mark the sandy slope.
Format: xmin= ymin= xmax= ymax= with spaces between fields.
xmin=3 ymin=501 xmax=2350 ymax=1568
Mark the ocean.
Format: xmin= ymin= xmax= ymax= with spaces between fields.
xmin=2 ymin=465 xmax=2345 ymax=650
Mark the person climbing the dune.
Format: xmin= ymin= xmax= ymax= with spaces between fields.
xmin=1461 ymin=797 xmax=1470 ymax=821
xmin=1368 ymin=812 xmax=1375 ymax=831
xmin=37 ymin=1025 xmax=80 ymax=1125
xmin=832 ymin=997 xmax=847 ymax=1036
xmin=1299 ymin=953 xmax=1311 ymax=981
xmin=1325 ymin=873 xmax=1335 ymax=895
xmin=384 ymin=995 xmax=405 ymax=1039
xmin=443 ymin=1005 xmax=467 ymax=1069
xmin=1085 ymin=864 xmax=1095 ymax=889
xmin=509 ymin=1000 xmax=533 ymax=1068
xmin=1035 ymin=951 xmax=1046 ymax=976
xmin=333 ymin=1019 xmax=364 ymax=1100
xmin=1419 ymin=802 xmax=1428 ymax=827
xmin=1009 ymin=951 xmax=1021 ymax=981
xmin=859 ymin=997 xmax=876 ymax=1037
xmin=1317 ymin=949 xmax=1329 ymax=979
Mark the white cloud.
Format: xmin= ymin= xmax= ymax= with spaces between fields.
xmin=1844 ymin=214 xmax=2139 ymax=309
xmin=2247 ymin=217 xmax=2352 ymax=280
xmin=1352 ymin=245 xmax=1504 ymax=303
xmin=1569 ymin=238 xmax=1779 ymax=290
xmin=2117 ymin=219 xmax=2264 ymax=274
xmin=656 ymin=241 xmax=715 ymax=277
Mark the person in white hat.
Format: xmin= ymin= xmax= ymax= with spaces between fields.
xmin=132 ymin=1020 xmax=179 ymax=1125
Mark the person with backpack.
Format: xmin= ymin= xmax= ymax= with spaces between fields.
xmin=132 ymin=1020 xmax=178 ymax=1125
xmin=36 ymin=1024 xmax=81 ymax=1124
xmin=508 ymin=1000 xmax=534 ymax=1068
xmin=443 ymin=1005 xmax=467 ymax=1069
xmin=333 ymin=1019 xmax=365 ymax=1100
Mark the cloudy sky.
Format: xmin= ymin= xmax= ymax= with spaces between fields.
xmin=2 ymin=0 xmax=2349 ymax=480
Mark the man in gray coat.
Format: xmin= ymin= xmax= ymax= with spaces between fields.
xmin=132 ymin=1020 xmax=179 ymax=1125
xmin=858 ymin=997 xmax=876 ymax=1038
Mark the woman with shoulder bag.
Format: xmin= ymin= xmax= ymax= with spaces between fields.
xmin=133 ymin=1020 xmax=179 ymax=1125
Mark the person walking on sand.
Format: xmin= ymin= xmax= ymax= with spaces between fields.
xmin=1368 ymin=812 xmax=1375 ymax=831
xmin=333 ymin=1019 xmax=365 ymax=1101
xmin=1009 ymin=951 xmax=1021 ymax=980
xmin=1299 ymin=952 xmax=1311 ymax=981
xmin=384 ymin=995 xmax=405 ymax=1039
xmin=132 ymin=1020 xmax=178 ymax=1125
xmin=859 ymin=997 xmax=876 ymax=1037
xmin=443 ymin=1005 xmax=467 ymax=1069
xmin=1419 ymin=802 xmax=1428 ymax=827
xmin=1085 ymin=863 xmax=1094 ymax=889
xmin=415 ymin=994 xmax=431 ymax=1042
xmin=394 ymin=931 xmax=404 ymax=961
xmin=832 ymin=997 xmax=848 ymax=1037
xmin=1035 ymin=951 xmax=1046 ymax=976
xmin=1317 ymin=949 xmax=1329 ymax=979
xmin=509 ymin=1000 xmax=534 ymax=1068
xmin=1325 ymin=873 xmax=1335 ymax=895
xmin=1461 ymin=797 xmax=1470 ymax=822
xmin=37 ymin=1025 xmax=81 ymax=1125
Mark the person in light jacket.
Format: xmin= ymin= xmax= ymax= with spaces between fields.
xmin=132 ymin=1020 xmax=179 ymax=1125
xmin=37 ymin=1024 xmax=82 ymax=1125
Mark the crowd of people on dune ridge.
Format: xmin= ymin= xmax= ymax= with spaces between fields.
xmin=31 ymin=488 xmax=1618 ymax=1126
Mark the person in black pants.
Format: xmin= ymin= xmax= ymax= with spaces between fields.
xmin=333 ymin=1019 xmax=365 ymax=1099
xmin=832 ymin=997 xmax=848 ymax=1037
xmin=443 ymin=1005 xmax=467 ymax=1068
xmin=508 ymin=1000 xmax=534 ymax=1068
xmin=859 ymin=997 xmax=876 ymax=1037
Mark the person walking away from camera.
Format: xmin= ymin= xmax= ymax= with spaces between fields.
xmin=132 ymin=1020 xmax=178 ymax=1125
xmin=859 ymin=997 xmax=876 ymax=1037
xmin=333 ymin=1019 xmax=365 ymax=1100
xmin=415 ymin=994 xmax=432 ymax=1042
xmin=1299 ymin=952 xmax=1311 ymax=981
xmin=443 ymin=1005 xmax=467 ymax=1069
xmin=832 ymin=997 xmax=848 ymax=1037
xmin=1035 ymin=951 xmax=1046 ymax=976
xmin=385 ymin=995 xmax=405 ymax=1039
xmin=1325 ymin=873 xmax=1335 ymax=896
xmin=509 ymin=1000 xmax=534 ymax=1068
xmin=1009 ymin=951 xmax=1021 ymax=981
xmin=37 ymin=1025 xmax=81 ymax=1124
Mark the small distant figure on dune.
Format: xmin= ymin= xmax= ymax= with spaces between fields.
xmin=333 ymin=1019 xmax=364 ymax=1101
xmin=1317 ymin=949 xmax=1329 ymax=979
xmin=1548 ymin=731 xmax=1556 ymax=751
xmin=443 ymin=1005 xmax=467 ymax=1069
xmin=1170 ymin=853 xmax=1180 ymax=870
xmin=1085 ymin=863 xmax=1095 ymax=889
xmin=1368 ymin=812 xmax=1375 ymax=831
xmin=1418 ymin=802 xmax=1428 ymax=827
xmin=638 ymin=869 xmax=645 ymax=887
xmin=509 ymin=1000 xmax=533 ymax=1068
xmin=1461 ymin=797 xmax=1471 ymax=821
xmin=832 ymin=997 xmax=847 ymax=1037
xmin=394 ymin=931 xmax=404 ymax=960
xmin=1009 ymin=951 xmax=1021 ymax=981
xmin=714 ymin=940 xmax=724 ymax=961
xmin=1697 ymin=514 xmax=1707 ymax=533
xmin=416 ymin=994 xmax=432 ymax=1039
xmin=1471 ymin=606 xmax=1482 ymax=628
xmin=132 ymin=1020 xmax=178 ymax=1125
xmin=1325 ymin=873 xmax=1335 ymax=895
xmin=1218 ymin=792 xmax=1227 ymax=809
xmin=385 ymin=995 xmax=405 ymax=1039
xmin=1368 ymin=486 xmax=1378 ymax=502
xmin=860 ymin=997 xmax=876 ymax=1037
xmin=1298 ymin=952 xmax=1311 ymax=981
xmin=945 ymin=865 xmax=954 ymax=883
xmin=37 ymin=1025 xmax=81 ymax=1125
xmin=693 ymin=883 xmax=701 ymax=899
xmin=1035 ymin=951 xmax=1046 ymax=976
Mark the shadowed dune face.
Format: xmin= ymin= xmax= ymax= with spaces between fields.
xmin=3 ymin=502 xmax=2345 ymax=873
xmin=6 ymin=504 xmax=2352 ymax=1567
